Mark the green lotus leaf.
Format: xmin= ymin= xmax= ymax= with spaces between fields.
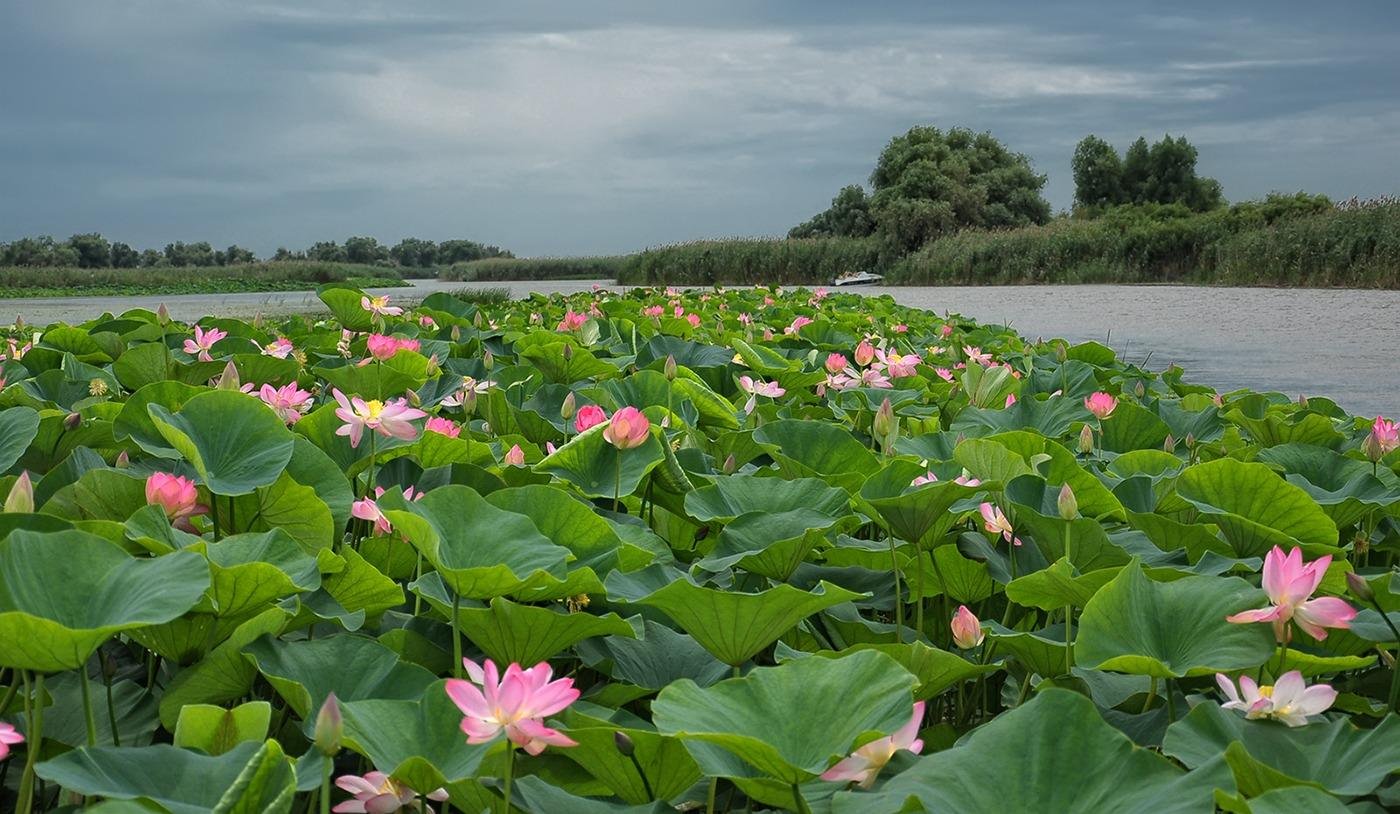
xmin=833 ymin=689 xmax=1222 ymax=814
xmin=243 ymin=633 xmax=437 ymax=719
xmin=581 ymin=618 xmax=731 ymax=690
xmin=1176 ymin=458 xmax=1340 ymax=557
xmin=158 ymin=607 xmax=289 ymax=729
xmin=1099 ymin=400 xmax=1173 ymax=453
xmin=42 ymin=672 xmax=158 ymax=748
xmin=984 ymin=622 xmax=1070 ymax=678
xmin=381 ymin=485 xmax=570 ymax=599
xmin=950 ymin=393 xmax=1087 ymax=438
xmin=752 ymin=419 xmax=880 ymax=492
xmin=534 ymin=421 xmax=666 ymax=499
xmin=1076 ymin=560 xmax=1274 ymax=678
xmin=112 ymin=380 xmax=206 ymax=458
xmin=36 ymin=740 xmax=293 ymax=814
xmin=316 ymin=284 xmax=375 ymax=332
xmin=698 ymin=508 xmax=841 ymax=579
xmin=173 ymin=701 xmax=272 ymax=756
xmin=0 ymin=405 xmax=40 ymax=470
xmin=511 ymin=776 xmax=671 ymax=814
xmin=320 ymin=547 xmax=406 ymax=619
xmin=148 ymin=389 xmax=296 ymax=495
xmin=790 ymin=641 xmax=997 ymax=699
xmin=315 ymin=352 xmax=430 ymax=402
xmin=198 ymin=530 xmax=322 ymax=617
xmin=684 ymin=475 xmax=850 ymax=523
xmin=629 ymin=577 xmax=864 ymax=666
xmin=556 ymin=706 xmax=704 ymax=805
xmin=339 ymin=680 xmax=490 ymax=795
xmin=860 ymin=459 xmax=982 ymax=547
xmin=652 ymin=650 xmax=918 ymax=783
xmin=1164 ymin=701 xmax=1400 ymax=797
xmin=0 ymin=530 xmax=209 ymax=671
xmin=1256 ymin=443 xmax=1400 ymax=528
xmin=1006 ymin=558 xmax=1119 ymax=611
xmin=1219 ymin=787 xmax=1351 ymax=814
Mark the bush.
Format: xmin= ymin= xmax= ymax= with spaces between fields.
xmin=441 ymin=256 xmax=629 ymax=282
xmin=618 ymin=238 xmax=885 ymax=286
xmin=0 ymin=261 xmax=404 ymax=297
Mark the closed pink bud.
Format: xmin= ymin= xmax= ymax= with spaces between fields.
xmin=951 ymin=605 xmax=984 ymax=649
xmin=575 ymin=404 xmax=608 ymax=433
xmin=504 ymin=444 xmax=526 ymax=466
xmin=603 ymin=407 xmax=651 ymax=450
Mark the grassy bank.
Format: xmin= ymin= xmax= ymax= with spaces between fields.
xmin=0 ymin=261 xmax=406 ymax=298
xmin=617 ymin=237 xmax=882 ymax=285
xmin=441 ymin=256 xmax=628 ymax=282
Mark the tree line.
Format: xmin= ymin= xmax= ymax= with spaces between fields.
xmin=790 ymin=127 xmax=1229 ymax=254
xmin=0 ymin=234 xmax=513 ymax=269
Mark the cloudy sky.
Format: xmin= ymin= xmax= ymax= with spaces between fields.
xmin=2 ymin=1 xmax=1397 ymax=256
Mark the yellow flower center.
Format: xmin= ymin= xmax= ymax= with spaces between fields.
xmin=1258 ymin=685 xmax=1274 ymax=698
xmin=363 ymin=400 xmax=384 ymax=419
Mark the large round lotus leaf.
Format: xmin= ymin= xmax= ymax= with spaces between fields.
xmin=36 ymin=740 xmax=293 ymax=814
xmin=316 ymin=284 xmax=375 ymax=332
xmin=534 ymin=420 xmax=666 ymax=499
xmin=632 ymin=577 xmax=864 ymax=666
xmin=339 ymin=681 xmax=490 ymax=796
xmin=1176 ymin=458 xmax=1340 ymax=557
xmin=790 ymin=641 xmax=997 ymax=700
xmin=652 ymin=649 xmax=918 ymax=784
xmin=512 ymin=776 xmax=671 ymax=814
xmin=558 ymin=706 xmax=703 ymax=805
xmin=860 ymin=459 xmax=982 ymax=546
xmin=148 ymin=389 xmax=296 ymax=495
xmin=242 ymin=633 xmax=437 ymax=719
xmin=0 ymin=405 xmax=40 ymax=471
xmin=0 ymin=529 xmax=209 ymax=671
xmin=112 ymin=380 xmax=205 ymax=458
xmin=831 ymin=689 xmax=1222 ymax=814
xmin=752 ymin=419 xmax=880 ymax=492
xmin=950 ymin=393 xmax=1087 ymax=439
xmin=381 ymin=485 xmax=570 ymax=599
xmin=1076 ymin=560 xmax=1274 ymax=678
xmin=1163 ymin=701 xmax=1400 ymax=798
xmin=684 ymin=475 xmax=851 ymax=523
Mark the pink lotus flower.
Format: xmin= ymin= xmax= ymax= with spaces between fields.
xmin=1364 ymin=416 xmax=1398 ymax=461
xmin=642 ymin=305 xmax=665 ymax=318
xmin=441 ymin=377 xmax=494 ymax=409
xmin=146 ymin=472 xmax=208 ymax=531
xmin=261 ymin=337 xmax=294 ymax=358
xmin=784 ymin=316 xmax=814 ymax=335
xmin=912 ymin=471 xmax=980 ymax=488
xmin=820 ymin=702 xmax=924 ymax=788
xmin=603 ymin=406 xmax=650 ymax=450
xmin=854 ymin=339 xmax=876 ymax=367
xmin=737 ymin=313 xmax=752 ymax=326
xmin=940 ymin=324 xmax=954 ymax=338
xmin=425 ymin=417 xmax=461 ymax=438
xmin=859 ymin=368 xmax=893 ymax=389
xmin=556 ymin=311 xmax=588 ymax=332
xmin=1004 ymin=393 xmax=1017 ymax=408
xmin=911 ymin=471 xmax=939 ymax=487
xmin=504 ymin=444 xmax=526 ymax=466
xmin=332 ymin=389 xmax=427 ymax=448
xmin=258 ymin=382 xmax=313 ymax=425
xmin=934 ymin=367 xmax=955 ymax=383
xmin=418 ymin=315 xmax=437 ymax=329
xmin=737 ymin=375 xmax=785 ymax=414
xmin=361 ymin=295 xmax=403 ymax=317
xmin=825 ymin=353 xmax=849 ymax=375
xmin=183 ymin=326 xmax=227 ymax=362
xmin=875 ymin=349 xmax=922 ymax=378
xmin=575 ymin=404 xmax=608 ymax=433
xmin=333 ymin=772 xmax=447 ymax=814
xmin=444 ymin=658 xmax=579 ymax=756
xmin=963 ymin=346 xmax=991 ymax=366
xmin=366 ymin=334 xmax=419 ymax=361
xmin=892 ymin=323 xmax=908 ymax=334
xmin=351 ymin=496 xmax=393 ymax=536
xmin=0 ymin=721 xmax=24 ymax=762
xmin=685 ymin=313 xmax=702 ymax=327
xmin=1084 ymin=392 xmax=1118 ymax=420
xmin=1226 ymin=546 xmax=1356 ymax=642
xmin=1216 ymin=671 xmax=1336 ymax=727
xmin=979 ymin=503 xmax=1021 ymax=546
xmin=951 ymin=605 xmax=985 ymax=649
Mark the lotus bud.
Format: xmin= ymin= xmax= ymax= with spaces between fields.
xmin=406 ymin=388 xmax=422 ymax=408
xmin=951 ymin=605 xmax=985 ymax=649
xmin=504 ymin=444 xmax=526 ymax=466
xmin=1134 ymin=381 xmax=1145 ymax=398
xmin=1184 ymin=433 xmax=1197 ymax=449
xmin=562 ymin=343 xmax=573 ymax=362
xmin=1345 ymin=572 xmax=1374 ymax=602
xmin=115 ymin=450 xmax=130 ymax=468
xmin=1163 ymin=434 xmax=1176 ymax=453
xmin=451 ymin=325 xmax=462 ymax=342
xmin=64 ymin=412 xmax=82 ymax=430
xmin=722 ymin=454 xmax=737 ymax=475
xmin=613 ymin=731 xmax=635 ymax=757
xmin=854 ymin=339 xmax=875 ymax=367
xmin=462 ymin=388 xmax=479 ymax=417
xmin=156 ymin=303 xmax=171 ymax=325
xmin=560 ymin=391 xmax=577 ymax=421
xmin=1057 ymin=484 xmax=1077 ymax=521
xmin=473 ymin=311 xmax=484 ymax=328
xmin=13 ymin=315 xmax=24 ymax=332
xmin=4 ymin=471 xmax=34 ymax=514
xmin=425 ymin=354 xmax=441 ymax=377
xmin=482 ymin=350 xmax=494 ymax=370
xmin=216 ymin=361 xmax=241 ymax=391
xmin=1055 ymin=342 xmax=1067 ymax=362
xmin=313 ymin=692 xmax=343 ymax=757
xmin=664 ymin=354 xmax=677 ymax=381
xmin=873 ymin=398 xmax=894 ymax=440
xmin=1297 ymin=394 xmax=1308 ymax=408
xmin=1078 ymin=424 xmax=1094 ymax=455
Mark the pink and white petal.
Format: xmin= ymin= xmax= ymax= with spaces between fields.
xmin=821 ymin=754 xmax=874 ymax=784
xmin=336 ymin=776 xmax=380 ymax=796
xmin=1295 ymin=597 xmax=1356 ymax=632
xmin=462 ymin=658 xmax=486 ymax=685
xmin=1295 ymin=684 xmax=1338 ymax=716
xmin=461 ymin=716 xmax=502 ymax=744
xmin=443 ymin=679 xmax=492 ymax=719
xmin=891 ymin=701 xmax=925 ymax=752
xmin=1226 ymin=606 xmax=1285 ymax=625
xmin=331 ymin=802 xmax=368 ymax=814
xmin=512 ymin=717 xmax=576 ymax=749
xmin=365 ymin=794 xmax=406 ymax=814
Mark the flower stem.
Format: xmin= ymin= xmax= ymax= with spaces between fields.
xmin=705 ymin=777 xmax=718 ymax=814
xmin=887 ymin=535 xmax=903 ymax=642
xmin=451 ymin=589 xmax=462 ymax=679
xmin=320 ymin=755 xmax=331 ymax=814
xmin=79 ymin=660 xmax=97 ymax=746
xmin=614 ymin=454 xmax=622 ymax=514
xmin=499 ymin=745 xmax=515 ymax=814
xmin=210 ymin=491 xmax=221 ymax=541
xmin=1141 ymin=676 xmax=1157 ymax=713
xmin=17 ymin=671 xmax=44 ymax=814
xmin=1063 ymin=524 xmax=1074 ymax=675
xmin=626 ymin=752 xmax=655 ymax=801
xmin=1364 ymin=597 xmax=1400 ymax=713
xmin=791 ymin=782 xmax=813 ymax=814
xmin=366 ymin=432 xmax=378 ymax=501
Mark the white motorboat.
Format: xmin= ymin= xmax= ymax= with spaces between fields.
xmin=831 ymin=271 xmax=885 ymax=286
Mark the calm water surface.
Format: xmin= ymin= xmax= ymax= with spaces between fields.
xmin=2 ymin=281 xmax=1394 ymax=417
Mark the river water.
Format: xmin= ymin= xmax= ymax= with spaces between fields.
xmin=2 ymin=280 xmax=1394 ymax=417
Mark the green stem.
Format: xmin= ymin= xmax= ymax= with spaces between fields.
xmin=1141 ymin=676 xmax=1157 ymax=713
xmin=1274 ymin=640 xmax=1288 ymax=677
xmin=451 ymin=590 xmax=462 ymax=679
xmin=210 ymin=490 xmax=221 ymax=541
xmin=17 ymin=672 xmax=44 ymax=814
xmin=499 ymin=745 xmax=514 ymax=814
xmin=320 ymin=755 xmax=332 ymax=814
xmin=887 ymin=535 xmax=903 ymax=642
xmin=103 ymin=665 xmax=120 ymax=746
xmin=0 ymin=670 xmax=18 ymax=719
xmin=413 ymin=551 xmax=424 ymax=616
xmin=627 ymin=752 xmax=655 ymax=801
xmin=1166 ymin=679 xmax=1177 ymax=722
xmin=928 ymin=550 xmax=951 ymax=644
xmin=1365 ymin=597 xmax=1400 ymax=713
xmin=614 ymin=455 xmax=622 ymax=514
xmin=791 ymin=782 xmax=813 ymax=814
xmin=706 ymin=778 xmax=718 ymax=814
xmin=79 ymin=662 xmax=97 ymax=746
xmin=1063 ymin=524 xmax=1074 ymax=676
xmin=366 ymin=432 xmax=378 ymax=501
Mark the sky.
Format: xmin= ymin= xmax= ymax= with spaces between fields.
xmin=2 ymin=1 xmax=1398 ymax=257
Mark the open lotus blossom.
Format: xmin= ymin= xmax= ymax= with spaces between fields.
xmin=933 ymin=367 xmax=955 ymax=383
xmin=820 ymin=702 xmax=924 ymax=788
xmin=1226 ymin=546 xmax=1356 ymax=642
xmin=1084 ymin=392 xmax=1118 ymax=419
xmin=182 ymin=325 xmax=227 ymax=362
xmin=365 ymin=334 xmax=419 ymax=361
xmin=332 ymin=389 xmax=426 ymax=448
xmin=951 ymin=605 xmax=985 ymax=649
xmin=858 ymin=368 xmax=893 ymax=389
xmin=575 ymin=404 xmax=608 ymax=433
xmin=963 ymin=346 xmax=992 ymax=366
xmin=940 ymin=324 xmax=954 ymax=338
xmin=258 ymin=382 xmax=313 ymax=425
xmin=825 ymin=353 xmax=849 ymax=374
xmin=425 ymin=417 xmax=461 ymax=438
xmin=642 ymin=305 xmax=665 ymax=318
xmin=738 ymin=375 xmax=785 ymax=414
xmin=444 ymin=658 xmax=579 ymax=755
xmin=441 ymin=376 xmax=495 ymax=409
xmin=875 ymin=348 xmax=922 ymax=378
xmin=912 ymin=471 xmax=981 ymax=488
xmin=784 ymin=315 xmax=814 ymax=335
xmin=361 ymin=295 xmax=403 ymax=317
xmin=1363 ymin=416 xmax=1398 ymax=461
xmin=603 ymin=406 xmax=650 ymax=450
xmin=352 ymin=486 xmax=421 ymax=536
xmin=146 ymin=472 xmax=208 ymax=531
xmin=504 ymin=443 xmax=526 ymax=466
xmin=333 ymin=771 xmax=447 ymax=814
xmin=557 ymin=310 xmax=588 ymax=332
xmin=1216 ymin=671 xmax=1337 ymax=727
xmin=261 ymin=337 xmax=294 ymax=358
xmin=0 ymin=721 xmax=24 ymax=761
xmin=979 ymin=502 xmax=1021 ymax=546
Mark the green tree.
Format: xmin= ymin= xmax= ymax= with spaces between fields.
xmin=1 ymin=236 xmax=58 ymax=266
xmin=67 ymin=233 xmax=112 ymax=268
xmin=789 ymin=185 xmax=876 ymax=239
xmin=390 ymin=237 xmax=438 ymax=268
xmin=1120 ymin=137 xmax=1152 ymax=204
xmin=868 ymin=126 xmax=1050 ymax=252
xmin=164 ymin=241 xmax=216 ymax=267
xmin=343 ymin=236 xmax=388 ymax=264
xmin=306 ymin=240 xmax=347 ymax=262
xmin=110 ymin=242 xmax=140 ymax=268
xmin=437 ymin=239 xmax=512 ymax=264
xmin=139 ymin=248 xmax=164 ymax=267
xmin=271 ymin=247 xmax=301 ymax=261
xmin=222 ymin=244 xmax=257 ymax=265
xmin=1071 ymin=136 xmax=1124 ymax=209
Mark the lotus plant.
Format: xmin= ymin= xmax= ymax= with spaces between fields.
xmin=1363 ymin=416 xmax=1398 ymax=463
xmin=1215 ymin=671 xmax=1336 ymax=727
xmin=1226 ymin=545 xmax=1355 ymax=643
xmin=1084 ymin=391 xmax=1117 ymax=420
xmin=361 ymin=294 xmax=403 ymax=317
xmin=575 ymin=404 xmax=608 ymax=433
xmin=951 ymin=606 xmax=985 ymax=649
xmin=261 ymin=337 xmax=295 ymax=358
xmin=603 ymin=406 xmax=650 ymax=450
xmin=145 ymin=472 xmax=208 ymax=531
xmin=821 ymin=702 xmax=925 ymax=788
xmin=332 ymin=389 xmax=426 ymax=448
xmin=979 ymin=503 xmax=1021 ymax=546
xmin=182 ymin=325 xmax=227 ymax=362
xmin=0 ymin=721 xmax=22 ymax=761
xmin=258 ymin=382 xmax=313 ymax=425
xmin=737 ymin=375 xmax=785 ymax=414
xmin=333 ymin=772 xmax=447 ymax=814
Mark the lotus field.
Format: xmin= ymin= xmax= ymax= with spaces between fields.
xmin=2 ymin=283 xmax=1400 ymax=814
